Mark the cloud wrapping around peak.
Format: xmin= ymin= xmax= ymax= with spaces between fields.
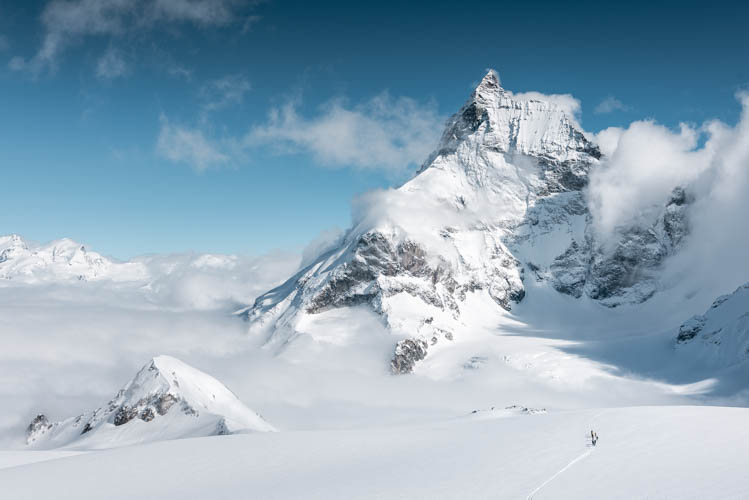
xmin=589 ymin=120 xmax=711 ymax=234
xmin=510 ymin=90 xmax=583 ymax=130
xmin=10 ymin=0 xmax=253 ymax=75
xmin=587 ymin=91 xmax=749 ymax=297
xmin=247 ymin=93 xmax=444 ymax=173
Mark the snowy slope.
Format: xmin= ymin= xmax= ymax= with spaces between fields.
xmin=3 ymin=406 xmax=748 ymax=499
xmin=26 ymin=356 xmax=275 ymax=450
xmin=242 ymin=70 xmax=691 ymax=371
xmin=676 ymin=282 xmax=749 ymax=367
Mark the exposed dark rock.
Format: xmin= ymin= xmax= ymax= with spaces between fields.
xmin=139 ymin=407 xmax=155 ymax=422
xmin=113 ymin=405 xmax=138 ymax=426
xmin=391 ymin=338 xmax=429 ymax=374
xmin=216 ymin=419 xmax=231 ymax=436
xmin=26 ymin=414 xmax=52 ymax=443
xmin=677 ymin=315 xmax=706 ymax=343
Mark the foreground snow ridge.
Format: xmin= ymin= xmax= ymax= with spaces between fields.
xmin=27 ymin=355 xmax=275 ymax=449
xmin=6 ymin=406 xmax=749 ymax=500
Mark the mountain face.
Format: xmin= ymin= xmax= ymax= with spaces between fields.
xmin=676 ymin=283 xmax=749 ymax=367
xmin=242 ymin=70 xmax=690 ymax=372
xmin=26 ymin=355 xmax=275 ymax=449
xmin=0 ymin=234 xmax=146 ymax=283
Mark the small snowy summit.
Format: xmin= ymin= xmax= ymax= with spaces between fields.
xmin=26 ymin=356 xmax=275 ymax=450
xmin=241 ymin=70 xmax=689 ymax=372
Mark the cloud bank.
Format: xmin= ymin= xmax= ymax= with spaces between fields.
xmin=588 ymin=91 xmax=749 ymax=299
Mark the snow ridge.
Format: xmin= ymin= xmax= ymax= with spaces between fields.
xmin=676 ymin=282 xmax=749 ymax=367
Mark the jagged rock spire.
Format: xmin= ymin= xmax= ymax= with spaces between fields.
xmin=472 ymin=69 xmax=505 ymax=102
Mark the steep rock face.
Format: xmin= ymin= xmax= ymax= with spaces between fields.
xmin=675 ymin=283 xmax=749 ymax=367
xmin=242 ymin=70 xmax=690 ymax=371
xmin=26 ymin=355 xmax=275 ymax=449
xmin=545 ymin=187 xmax=691 ymax=306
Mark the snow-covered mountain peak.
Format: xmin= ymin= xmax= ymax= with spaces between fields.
xmin=472 ymin=69 xmax=507 ymax=103
xmin=243 ymin=71 xmax=690 ymax=371
xmin=0 ymin=234 xmax=29 ymax=263
xmin=26 ymin=356 xmax=275 ymax=449
xmin=428 ymin=69 xmax=599 ymax=173
xmin=0 ymin=234 xmax=147 ymax=283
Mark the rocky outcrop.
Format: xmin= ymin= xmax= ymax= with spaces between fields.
xmin=26 ymin=414 xmax=52 ymax=445
xmin=547 ymin=186 xmax=691 ymax=306
xmin=391 ymin=338 xmax=429 ymax=374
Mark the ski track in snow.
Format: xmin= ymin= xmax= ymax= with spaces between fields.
xmin=526 ymin=410 xmax=607 ymax=499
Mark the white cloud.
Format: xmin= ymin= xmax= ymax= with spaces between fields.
xmin=248 ymin=93 xmax=444 ymax=173
xmin=595 ymin=96 xmax=629 ymax=114
xmin=95 ymin=47 xmax=130 ymax=80
xmin=11 ymin=0 xmax=252 ymax=75
xmin=588 ymin=91 xmax=749 ymax=299
xmin=138 ymin=250 xmax=300 ymax=311
xmin=156 ymin=115 xmax=231 ymax=171
xmin=589 ymin=121 xmax=711 ymax=234
xmin=201 ymin=74 xmax=251 ymax=111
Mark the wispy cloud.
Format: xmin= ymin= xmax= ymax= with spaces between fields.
xmin=200 ymin=74 xmax=251 ymax=111
xmin=248 ymin=93 xmax=444 ymax=173
xmin=156 ymin=115 xmax=231 ymax=172
xmin=0 ymin=34 xmax=9 ymax=52
xmin=594 ymin=96 xmax=629 ymax=114
xmin=158 ymin=90 xmax=443 ymax=174
xmin=95 ymin=46 xmax=130 ymax=80
xmin=10 ymin=0 xmax=254 ymax=75
xmin=241 ymin=14 xmax=262 ymax=33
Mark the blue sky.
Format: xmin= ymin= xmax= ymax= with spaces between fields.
xmin=1 ymin=0 xmax=747 ymax=258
